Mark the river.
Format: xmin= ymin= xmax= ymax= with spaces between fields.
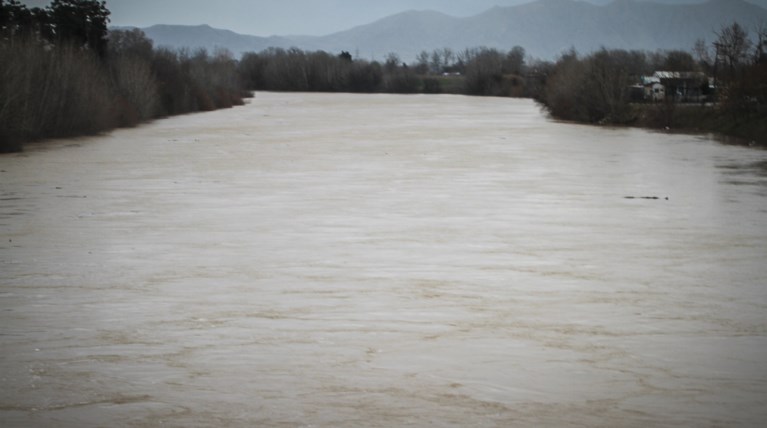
xmin=2 ymin=92 xmax=767 ymax=427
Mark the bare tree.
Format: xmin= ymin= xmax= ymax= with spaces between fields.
xmin=111 ymin=55 xmax=158 ymax=122
xmin=384 ymin=52 xmax=400 ymax=72
xmin=754 ymin=24 xmax=767 ymax=64
xmin=429 ymin=50 xmax=442 ymax=74
xmin=441 ymin=47 xmax=454 ymax=70
xmin=505 ymin=45 xmax=526 ymax=75
xmin=715 ymin=22 xmax=752 ymax=76
xmin=693 ymin=38 xmax=712 ymax=68
xmin=455 ymin=48 xmax=478 ymax=74
xmin=464 ymin=48 xmax=504 ymax=95
xmin=416 ymin=50 xmax=430 ymax=74
xmin=661 ymin=50 xmax=697 ymax=71
xmin=108 ymin=28 xmax=153 ymax=60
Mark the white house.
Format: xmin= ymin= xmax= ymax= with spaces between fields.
xmin=641 ymin=75 xmax=665 ymax=101
xmin=653 ymin=71 xmax=708 ymax=102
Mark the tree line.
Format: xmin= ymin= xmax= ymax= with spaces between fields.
xmin=537 ymin=22 xmax=767 ymax=132
xmin=2 ymin=0 xmax=765 ymax=152
xmin=1 ymin=0 xmax=247 ymax=152
xmin=238 ymin=25 xmax=765 ymax=145
xmin=237 ymin=45 xmax=529 ymax=97
xmin=236 ymin=23 xmax=765 ymax=133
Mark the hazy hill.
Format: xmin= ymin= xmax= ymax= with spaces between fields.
xmin=140 ymin=24 xmax=295 ymax=54
xmin=135 ymin=0 xmax=767 ymax=60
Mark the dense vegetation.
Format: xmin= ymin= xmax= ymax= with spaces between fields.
xmin=235 ymin=24 xmax=766 ymax=144
xmin=0 ymin=0 xmax=247 ymax=152
xmin=238 ymin=46 xmax=528 ymax=97
xmin=2 ymin=0 xmax=765 ymax=151
xmin=535 ymin=22 xmax=767 ymax=144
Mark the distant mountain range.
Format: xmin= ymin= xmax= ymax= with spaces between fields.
xmin=133 ymin=0 xmax=767 ymax=60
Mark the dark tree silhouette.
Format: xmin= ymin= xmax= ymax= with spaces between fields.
xmin=0 ymin=0 xmax=49 ymax=41
xmin=47 ymin=0 xmax=110 ymax=56
xmin=715 ymin=22 xmax=752 ymax=77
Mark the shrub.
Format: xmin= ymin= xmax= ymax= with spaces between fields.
xmin=110 ymin=55 xmax=159 ymax=124
xmin=542 ymin=49 xmax=635 ymax=124
xmin=0 ymin=38 xmax=113 ymax=148
xmin=1 ymin=8 xmax=249 ymax=151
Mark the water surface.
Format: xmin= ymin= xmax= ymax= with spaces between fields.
xmin=2 ymin=93 xmax=767 ymax=427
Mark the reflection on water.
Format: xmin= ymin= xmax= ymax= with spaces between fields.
xmin=1 ymin=93 xmax=767 ymax=427
xmin=717 ymin=159 xmax=767 ymax=196
xmin=748 ymin=159 xmax=767 ymax=176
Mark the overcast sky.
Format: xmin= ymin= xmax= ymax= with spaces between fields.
xmin=19 ymin=0 xmax=767 ymax=36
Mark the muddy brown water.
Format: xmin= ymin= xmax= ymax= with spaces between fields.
xmin=2 ymin=93 xmax=767 ymax=427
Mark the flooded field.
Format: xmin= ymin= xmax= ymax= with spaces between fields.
xmin=1 ymin=92 xmax=767 ymax=427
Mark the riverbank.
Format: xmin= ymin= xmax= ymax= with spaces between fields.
xmin=0 ymin=32 xmax=248 ymax=154
xmin=632 ymin=103 xmax=767 ymax=147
